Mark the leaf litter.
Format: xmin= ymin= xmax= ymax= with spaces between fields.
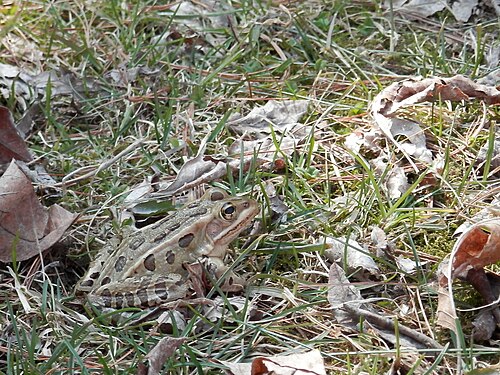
xmin=0 ymin=161 xmax=77 ymax=262
xmin=221 ymin=349 xmax=326 ymax=375
xmin=5 ymin=2 xmax=500 ymax=373
xmin=125 ymin=100 xmax=310 ymax=207
xmin=437 ymin=219 xmax=500 ymax=340
xmin=0 ymin=105 xmax=32 ymax=163
xmin=384 ymin=0 xmax=499 ymax=22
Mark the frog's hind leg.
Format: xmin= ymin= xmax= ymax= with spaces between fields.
xmin=88 ymin=274 xmax=189 ymax=308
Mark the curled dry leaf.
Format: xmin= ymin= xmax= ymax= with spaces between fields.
xmin=0 ymin=62 xmax=100 ymax=111
xmin=0 ymin=161 xmax=77 ymax=262
xmin=160 ymin=154 xmax=228 ymax=196
xmin=437 ymin=219 xmax=500 ymax=335
xmin=151 ymin=101 xmax=310 ymax=197
xmin=136 ymin=337 xmax=185 ymax=375
xmin=371 ymin=75 xmax=500 ymax=168
xmin=222 ymin=349 xmax=326 ymax=375
xmin=328 ymin=263 xmax=442 ymax=349
xmin=151 ymin=0 xmax=236 ymax=56
xmin=384 ymin=0 xmax=446 ymax=18
xmin=451 ymin=221 xmax=500 ymax=278
xmin=227 ymin=100 xmax=309 ymax=139
xmin=324 ymin=236 xmax=380 ymax=281
xmin=0 ymin=106 xmax=32 ymax=163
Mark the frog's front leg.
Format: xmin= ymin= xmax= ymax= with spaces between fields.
xmin=205 ymin=257 xmax=246 ymax=292
xmin=88 ymin=274 xmax=189 ymax=308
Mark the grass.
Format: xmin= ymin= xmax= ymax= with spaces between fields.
xmin=1 ymin=0 xmax=500 ymax=373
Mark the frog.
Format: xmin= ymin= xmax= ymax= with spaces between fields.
xmin=76 ymin=188 xmax=259 ymax=308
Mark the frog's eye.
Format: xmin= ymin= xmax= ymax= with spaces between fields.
xmin=221 ymin=202 xmax=236 ymax=220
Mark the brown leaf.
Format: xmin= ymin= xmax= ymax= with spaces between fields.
xmin=161 ymin=154 xmax=227 ymax=196
xmin=373 ymin=75 xmax=500 ymax=117
xmin=437 ymin=220 xmax=500 ymax=333
xmin=137 ymin=337 xmax=185 ymax=375
xmin=0 ymin=106 xmax=32 ymax=163
xmin=0 ymin=161 xmax=77 ymax=262
xmin=222 ymin=350 xmax=326 ymax=375
xmin=227 ymin=100 xmax=309 ymax=139
xmin=436 ymin=258 xmax=459 ymax=333
xmin=371 ymin=75 xmax=500 ymax=168
xmin=452 ymin=221 xmax=500 ymax=278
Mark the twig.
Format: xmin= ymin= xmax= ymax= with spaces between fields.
xmin=56 ymin=138 xmax=145 ymax=188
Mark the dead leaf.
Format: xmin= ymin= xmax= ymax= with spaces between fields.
xmin=327 ymin=263 xmax=366 ymax=324
xmin=324 ymin=236 xmax=380 ymax=281
xmin=329 ymin=263 xmax=442 ymax=349
xmin=471 ymin=309 xmax=497 ymax=341
xmin=160 ymin=154 xmax=228 ymax=196
xmin=222 ymin=349 xmax=326 ymax=375
xmin=385 ymin=0 xmax=446 ymax=18
xmin=371 ymin=75 xmax=500 ymax=168
xmin=370 ymin=226 xmax=389 ymax=255
xmin=451 ymin=220 xmax=500 ymax=279
xmin=0 ymin=63 xmax=33 ymax=110
xmin=137 ymin=337 xmax=185 ymax=375
xmin=105 ymin=64 xmax=160 ymax=87
xmin=150 ymin=0 xmax=236 ymax=57
xmin=450 ymin=0 xmax=478 ymax=22
xmin=228 ymin=100 xmax=309 ymax=139
xmin=263 ymin=182 xmax=289 ymax=225
xmin=228 ymin=136 xmax=297 ymax=164
xmin=0 ymin=62 xmax=100 ymax=111
xmin=0 ymin=161 xmax=77 ymax=262
xmin=0 ymin=106 xmax=32 ymax=163
xmin=436 ymin=257 xmax=459 ymax=333
xmin=344 ymin=127 xmax=383 ymax=156
xmin=371 ymin=154 xmax=410 ymax=199
xmin=437 ymin=219 xmax=500 ymax=336
xmin=204 ymin=296 xmax=249 ymax=322
xmin=384 ymin=0 xmax=479 ymax=22
xmin=374 ymin=76 xmax=500 ymax=116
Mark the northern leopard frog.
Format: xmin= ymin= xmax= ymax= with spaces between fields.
xmin=76 ymin=189 xmax=259 ymax=308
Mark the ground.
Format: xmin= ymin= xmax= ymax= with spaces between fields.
xmin=1 ymin=1 xmax=500 ymax=374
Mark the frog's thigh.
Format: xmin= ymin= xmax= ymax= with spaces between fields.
xmin=89 ymin=275 xmax=189 ymax=308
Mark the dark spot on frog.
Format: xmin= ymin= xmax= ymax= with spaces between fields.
xmin=79 ymin=279 xmax=94 ymax=288
xmin=190 ymin=208 xmax=207 ymax=217
xmin=137 ymin=289 xmax=149 ymax=306
xmin=129 ymin=237 xmax=145 ymax=250
xmin=90 ymin=271 xmax=100 ymax=280
xmin=125 ymin=292 xmax=135 ymax=307
xmin=167 ymin=222 xmax=181 ymax=232
xmin=178 ymin=233 xmax=194 ymax=248
xmin=144 ymin=254 xmax=156 ymax=271
xmin=153 ymin=232 xmax=167 ymax=242
xmin=101 ymin=276 xmax=111 ymax=286
xmin=114 ymin=256 xmax=127 ymax=272
xmin=209 ymin=190 xmax=225 ymax=201
xmin=150 ymin=218 xmax=167 ymax=230
xmin=165 ymin=250 xmax=175 ymax=265
xmin=101 ymin=288 xmax=112 ymax=308
xmin=114 ymin=292 xmax=124 ymax=308
xmin=155 ymin=282 xmax=170 ymax=300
